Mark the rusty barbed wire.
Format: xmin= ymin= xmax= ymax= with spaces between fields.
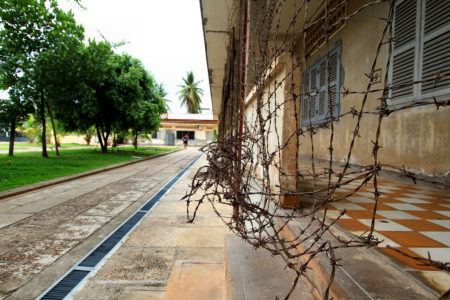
xmin=183 ymin=0 xmax=449 ymax=299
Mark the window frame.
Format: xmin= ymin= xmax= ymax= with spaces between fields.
xmin=301 ymin=42 xmax=342 ymax=127
xmin=388 ymin=0 xmax=450 ymax=108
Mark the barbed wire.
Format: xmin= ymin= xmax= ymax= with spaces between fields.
xmin=183 ymin=0 xmax=449 ymax=299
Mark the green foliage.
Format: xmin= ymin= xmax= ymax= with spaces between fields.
xmin=212 ymin=129 xmax=217 ymax=142
xmin=53 ymin=46 xmax=167 ymax=152
xmin=1 ymin=0 xmax=166 ymax=155
xmin=17 ymin=114 xmax=51 ymax=143
xmin=0 ymin=91 xmax=34 ymax=148
xmin=81 ymin=127 xmax=95 ymax=145
xmin=157 ymin=83 xmax=171 ymax=112
xmin=0 ymin=0 xmax=85 ymax=156
xmin=177 ymin=71 xmax=204 ymax=113
xmin=112 ymin=54 xmax=167 ymax=138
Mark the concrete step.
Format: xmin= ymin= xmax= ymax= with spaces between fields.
xmin=164 ymin=260 xmax=226 ymax=300
xmin=225 ymin=234 xmax=314 ymax=300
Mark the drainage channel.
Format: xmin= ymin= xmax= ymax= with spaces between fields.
xmin=37 ymin=153 xmax=202 ymax=300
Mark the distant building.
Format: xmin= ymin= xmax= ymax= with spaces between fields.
xmin=150 ymin=113 xmax=218 ymax=146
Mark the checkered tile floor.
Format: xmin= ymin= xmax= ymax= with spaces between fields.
xmin=300 ymin=174 xmax=449 ymax=275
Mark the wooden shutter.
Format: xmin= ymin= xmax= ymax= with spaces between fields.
xmin=301 ymin=44 xmax=341 ymax=126
xmin=319 ymin=61 xmax=327 ymax=116
xmin=391 ymin=0 xmax=417 ymax=99
xmin=327 ymin=50 xmax=340 ymax=119
xmin=301 ymin=69 xmax=317 ymax=126
xmin=316 ymin=48 xmax=340 ymax=123
xmin=421 ymin=0 xmax=450 ymax=94
xmin=302 ymin=72 xmax=310 ymax=123
xmin=310 ymin=66 xmax=318 ymax=122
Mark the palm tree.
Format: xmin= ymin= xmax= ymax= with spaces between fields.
xmin=157 ymin=83 xmax=171 ymax=112
xmin=177 ymin=71 xmax=203 ymax=113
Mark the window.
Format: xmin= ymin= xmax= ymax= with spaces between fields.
xmin=176 ymin=131 xmax=195 ymax=140
xmin=391 ymin=0 xmax=450 ymax=105
xmin=206 ymin=131 xmax=212 ymax=140
xmin=151 ymin=131 xmax=163 ymax=139
xmin=301 ymin=43 xmax=341 ymax=127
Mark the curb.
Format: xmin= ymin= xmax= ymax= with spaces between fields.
xmin=0 ymin=149 xmax=182 ymax=201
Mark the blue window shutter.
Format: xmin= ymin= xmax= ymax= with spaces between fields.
xmin=421 ymin=0 xmax=450 ymax=94
xmin=391 ymin=0 xmax=417 ymax=100
xmin=301 ymin=44 xmax=341 ymax=126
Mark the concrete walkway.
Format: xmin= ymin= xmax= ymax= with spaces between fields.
xmin=0 ymin=148 xmax=200 ymax=300
xmin=70 ymin=154 xmax=232 ymax=300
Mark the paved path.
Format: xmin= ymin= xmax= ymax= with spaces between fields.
xmin=70 ymin=155 xmax=233 ymax=300
xmin=0 ymin=148 xmax=200 ymax=300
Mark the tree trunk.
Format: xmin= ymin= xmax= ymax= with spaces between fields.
xmin=134 ymin=134 xmax=138 ymax=149
xmin=8 ymin=118 xmax=16 ymax=157
xmin=96 ymin=126 xmax=109 ymax=152
xmin=103 ymin=130 xmax=109 ymax=152
xmin=96 ymin=126 xmax=106 ymax=152
xmin=112 ymin=134 xmax=117 ymax=148
xmin=41 ymin=90 xmax=48 ymax=158
xmin=45 ymin=100 xmax=59 ymax=156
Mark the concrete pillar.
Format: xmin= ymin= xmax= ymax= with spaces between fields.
xmin=279 ymin=54 xmax=302 ymax=208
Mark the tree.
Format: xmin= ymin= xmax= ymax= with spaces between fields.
xmin=53 ymin=46 xmax=166 ymax=152
xmin=157 ymin=83 xmax=171 ymax=112
xmin=17 ymin=114 xmax=43 ymax=143
xmin=53 ymin=40 xmax=115 ymax=152
xmin=0 ymin=0 xmax=84 ymax=157
xmin=177 ymin=71 xmax=203 ymax=113
xmin=0 ymin=91 xmax=34 ymax=155
xmin=112 ymin=55 xmax=167 ymax=149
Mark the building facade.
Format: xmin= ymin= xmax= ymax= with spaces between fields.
xmin=150 ymin=113 xmax=218 ymax=147
xmin=200 ymin=0 xmax=450 ymax=205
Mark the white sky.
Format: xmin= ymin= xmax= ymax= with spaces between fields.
xmin=58 ymin=0 xmax=212 ymax=114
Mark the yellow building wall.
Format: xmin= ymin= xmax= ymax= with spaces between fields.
xmin=151 ymin=122 xmax=218 ymax=146
xmin=244 ymin=66 xmax=286 ymax=192
xmin=50 ymin=134 xmax=92 ymax=145
xmin=293 ymin=1 xmax=449 ymax=178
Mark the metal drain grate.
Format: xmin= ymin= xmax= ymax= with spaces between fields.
xmin=78 ymin=211 xmax=146 ymax=267
xmin=40 ymin=270 xmax=89 ymax=300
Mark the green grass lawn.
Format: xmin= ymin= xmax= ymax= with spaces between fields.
xmin=0 ymin=143 xmax=35 ymax=150
xmin=0 ymin=145 xmax=28 ymax=150
xmin=47 ymin=143 xmax=95 ymax=148
xmin=0 ymin=146 xmax=179 ymax=191
xmin=0 ymin=142 xmax=94 ymax=150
